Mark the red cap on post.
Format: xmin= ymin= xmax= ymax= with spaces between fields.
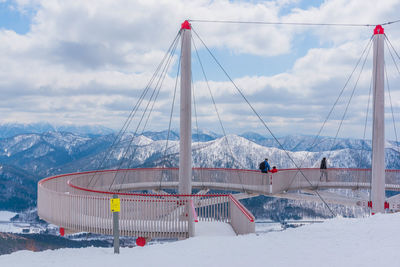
xmin=374 ymin=25 xmax=384 ymax=35
xmin=181 ymin=20 xmax=191 ymax=30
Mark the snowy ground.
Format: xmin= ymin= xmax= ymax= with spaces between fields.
xmin=1 ymin=213 xmax=399 ymax=267
xmin=195 ymin=221 xmax=236 ymax=236
xmin=0 ymin=211 xmax=22 ymax=233
xmin=0 ymin=211 xmax=16 ymax=221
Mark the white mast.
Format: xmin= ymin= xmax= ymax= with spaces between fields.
xmin=371 ymin=25 xmax=385 ymax=214
xmin=179 ymin=20 xmax=192 ymax=195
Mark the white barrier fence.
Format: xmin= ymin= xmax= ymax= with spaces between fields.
xmin=38 ymin=170 xmax=256 ymax=238
xmin=38 ymin=168 xmax=400 ymax=238
xmin=269 ymin=168 xmax=400 ymax=194
xmin=65 ymin=168 xmax=400 ymax=195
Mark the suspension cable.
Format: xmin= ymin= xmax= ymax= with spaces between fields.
xmin=319 ymin=38 xmax=372 ymax=194
xmin=192 ymin=34 xmax=247 ymax=192
xmin=284 ymin=37 xmax=374 ymax=191
xmin=118 ymin=32 xmax=181 ymax=184
xmin=109 ymin=32 xmax=181 ymax=191
xmin=157 ymin=37 xmax=181 ymax=190
xmin=385 ymin=37 xmax=400 ymax=155
xmin=191 ymin=71 xmax=207 ymax=189
xmin=327 ymin=39 xmax=373 ymax=153
xmin=127 ymin=32 xmax=182 ymax=163
xmin=385 ymin=34 xmax=400 ymax=62
xmin=306 ymin=37 xmax=374 ymax=153
xmin=87 ymin=31 xmax=181 ymax=188
xmin=189 ymin=19 xmax=374 ymax=27
xmin=192 ymin=74 xmax=201 ymax=157
xmin=384 ymin=58 xmax=399 ymax=154
xmin=124 ymin=33 xmax=180 ymax=163
xmin=189 ymin=19 xmax=400 ymax=27
xmin=118 ymin=36 xmax=182 ymax=191
xmin=356 ymin=69 xmax=373 ymax=189
xmin=192 ymin=27 xmax=335 ymax=216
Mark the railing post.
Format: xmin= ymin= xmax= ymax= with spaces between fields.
xmin=188 ymin=199 xmax=195 ymax=237
xmin=269 ymin=173 xmax=273 ymax=194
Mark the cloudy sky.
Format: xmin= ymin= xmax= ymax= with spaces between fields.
xmin=0 ymin=0 xmax=400 ymax=139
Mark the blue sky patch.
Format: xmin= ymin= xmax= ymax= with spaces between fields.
xmin=0 ymin=0 xmax=34 ymax=34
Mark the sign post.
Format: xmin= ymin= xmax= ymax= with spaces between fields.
xmin=110 ymin=194 xmax=120 ymax=254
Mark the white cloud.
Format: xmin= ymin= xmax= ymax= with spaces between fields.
xmin=0 ymin=0 xmax=399 ymax=138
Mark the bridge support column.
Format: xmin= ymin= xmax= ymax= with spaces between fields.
xmin=179 ymin=20 xmax=192 ymax=195
xmin=180 ymin=20 xmax=194 ymax=237
xmin=371 ymin=25 xmax=385 ymax=214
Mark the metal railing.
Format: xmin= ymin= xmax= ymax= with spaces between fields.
xmin=269 ymin=168 xmax=400 ymax=194
xmin=38 ymin=169 xmax=256 ymax=238
xmin=228 ymin=195 xmax=255 ymax=235
xmin=63 ymin=167 xmax=400 ymax=194
xmin=38 ymin=167 xmax=400 ymax=238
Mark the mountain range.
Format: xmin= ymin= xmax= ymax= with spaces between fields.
xmin=0 ymin=123 xmax=399 ymax=219
xmin=0 ymin=122 xmax=114 ymax=138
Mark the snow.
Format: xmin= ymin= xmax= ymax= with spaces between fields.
xmin=1 ymin=213 xmax=400 ymax=266
xmin=194 ymin=221 xmax=236 ymax=236
xmin=0 ymin=211 xmax=16 ymax=221
xmin=0 ymin=211 xmax=22 ymax=233
xmin=0 ymin=223 xmax=26 ymax=234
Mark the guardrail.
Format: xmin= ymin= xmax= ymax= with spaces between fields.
xmin=63 ymin=167 xmax=400 ymax=194
xmin=38 ymin=167 xmax=400 ymax=238
xmin=272 ymin=168 xmax=400 ymax=193
xmin=229 ymin=195 xmax=255 ymax=235
xmin=38 ymin=169 xmax=258 ymax=238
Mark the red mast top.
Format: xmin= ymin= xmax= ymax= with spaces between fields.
xmin=374 ymin=25 xmax=384 ymax=35
xmin=181 ymin=20 xmax=191 ymax=30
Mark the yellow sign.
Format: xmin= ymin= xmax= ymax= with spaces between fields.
xmin=110 ymin=198 xmax=120 ymax=212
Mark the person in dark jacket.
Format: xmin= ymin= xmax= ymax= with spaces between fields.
xmin=320 ymin=157 xmax=328 ymax=181
xmin=261 ymin=158 xmax=271 ymax=173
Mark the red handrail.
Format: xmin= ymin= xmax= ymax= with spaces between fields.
xmin=39 ymin=167 xmax=400 ymax=184
xmin=229 ymin=195 xmax=254 ymax=222
xmin=67 ymin=179 xmax=230 ymax=197
xmin=40 ymin=167 xmax=400 ymax=196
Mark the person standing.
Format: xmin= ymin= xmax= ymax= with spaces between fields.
xmin=261 ymin=158 xmax=271 ymax=174
xmin=320 ymin=157 xmax=328 ymax=181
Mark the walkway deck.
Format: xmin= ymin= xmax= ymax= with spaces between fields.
xmin=37 ymin=167 xmax=400 ymax=238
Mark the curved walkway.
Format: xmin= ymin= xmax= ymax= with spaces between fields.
xmin=37 ymin=167 xmax=400 ymax=238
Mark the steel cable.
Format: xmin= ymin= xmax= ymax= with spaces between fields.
xmin=189 ymin=19 xmax=400 ymax=27
xmin=87 ymin=31 xmax=181 ymax=188
xmin=384 ymin=52 xmax=399 ymax=155
xmin=192 ymin=27 xmax=336 ymax=216
xmin=192 ymin=34 xmax=247 ymax=192
xmin=384 ymin=37 xmax=400 ymax=152
xmin=286 ymin=37 xmax=373 ymax=190
xmin=109 ymin=32 xmax=181 ymax=191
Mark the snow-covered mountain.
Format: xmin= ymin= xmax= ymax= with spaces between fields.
xmin=78 ymin=133 xmax=399 ymax=171
xmin=0 ymin=123 xmax=114 ymax=138
xmin=0 ymin=129 xmax=399 ymax=214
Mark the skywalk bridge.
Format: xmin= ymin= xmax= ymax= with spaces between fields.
xmin=38 ymin=167 xmax=400 ymax=239
xmin=37 ymin=21 xmax=400 ymax=243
